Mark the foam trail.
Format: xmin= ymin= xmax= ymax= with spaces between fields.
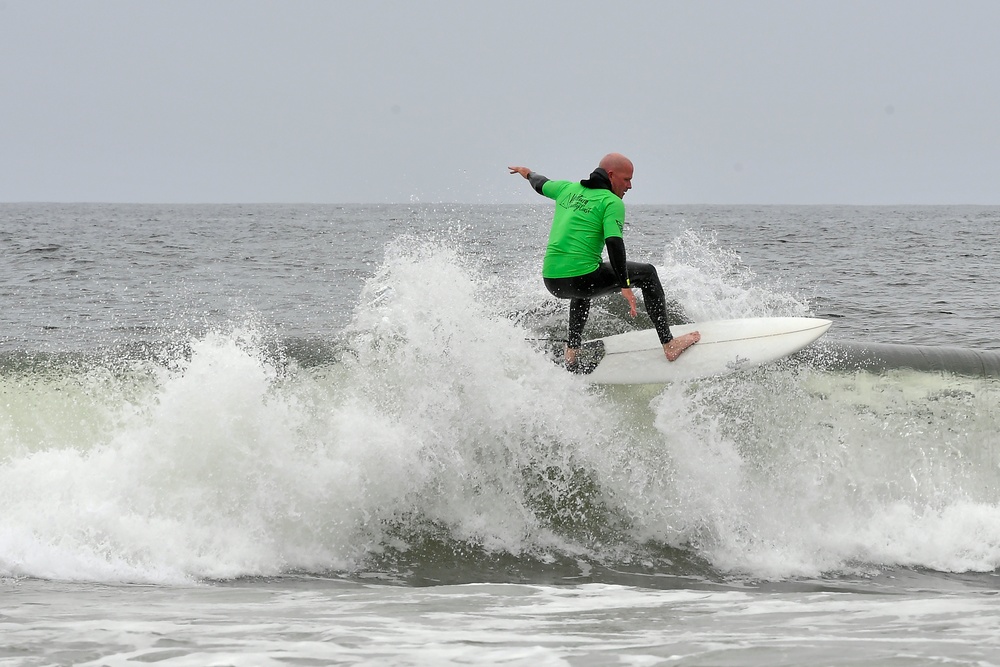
xmin=804 ymin=341 xmax=1000 ymax=378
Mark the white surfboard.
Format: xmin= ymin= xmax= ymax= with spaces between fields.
xmin=576 ymin=317 xmax=831 ymax=384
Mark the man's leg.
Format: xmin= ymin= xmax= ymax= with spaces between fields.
xmin=627 ymin=261 xmax=700 ymax=361
xmin=564 ymin=297 xmax=591 ymax=367
xmin=625 ymin=262 xmax=671 ymax=342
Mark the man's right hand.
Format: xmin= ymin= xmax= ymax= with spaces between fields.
xmin=621 ymin=288 xmax=637 ymax=317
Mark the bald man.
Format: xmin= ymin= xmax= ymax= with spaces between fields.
xmin=509 ymin=154 xmax=699 ymax=370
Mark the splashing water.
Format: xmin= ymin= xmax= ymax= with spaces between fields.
xmin=658 ymin=229 xmax=811 ymax=322
xmin=2 ymin=234 xmax=1000 ymax=585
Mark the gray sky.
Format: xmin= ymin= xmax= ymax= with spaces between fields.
xmin=3 ymin=0 xmax=999 ymax=205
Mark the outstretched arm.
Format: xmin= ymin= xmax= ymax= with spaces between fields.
xmin=508 ymin=166 xmax=549 ymax=195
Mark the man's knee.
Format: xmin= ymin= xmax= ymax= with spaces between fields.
xmin=630 ymin=262 xmax=660 ymax=286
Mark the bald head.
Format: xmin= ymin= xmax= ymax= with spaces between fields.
xmin=599 ymin=153 xmax=634 ymax=198
xmin=599 ymin=153 xmax=633 ymax=173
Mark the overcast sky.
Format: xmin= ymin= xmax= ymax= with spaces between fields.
xmin=2 ymin=1 xmax=998 ymax=205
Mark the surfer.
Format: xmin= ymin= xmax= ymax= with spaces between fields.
xmin=509 ymin=153 xmax=700 ymax=370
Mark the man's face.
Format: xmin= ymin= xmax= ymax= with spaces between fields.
xmin=608 ymin=164 xmax=633 ymax=198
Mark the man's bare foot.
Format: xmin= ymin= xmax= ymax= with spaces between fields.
xmin=664 ymin=332 xmax=700 ymax=361
xmin=565 ymin=346 xmax=579 ymax=368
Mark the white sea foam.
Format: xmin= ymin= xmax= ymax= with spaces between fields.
xmin=7 ymin=580 xmax=999 ymax=666
xmin=2 ymin=236 xmax=999 ymax=584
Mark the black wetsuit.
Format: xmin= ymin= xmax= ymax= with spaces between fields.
xmin=544 ymin=262 xmax=673 ymax=349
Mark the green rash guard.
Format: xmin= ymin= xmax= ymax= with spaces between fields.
xmin=540 ymin=180 xmax=625 ymax=279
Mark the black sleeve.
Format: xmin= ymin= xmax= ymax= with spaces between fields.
xmin=605 ymin=236 xmax=629 ymax=287
xmin=527 ymin=172 xmax=549 ymax=195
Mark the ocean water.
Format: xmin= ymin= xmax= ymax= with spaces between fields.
xmin=2 ymin=203 xmax=1000 ymax=665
